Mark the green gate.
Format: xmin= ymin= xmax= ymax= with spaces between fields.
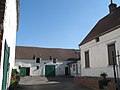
xmin=2 ymin=40 xmax=10 ymax=90
xmin=20 ymin=67 xmax=26 ymax=77
xmin=45 ymin=65 xmax=55 ymax=77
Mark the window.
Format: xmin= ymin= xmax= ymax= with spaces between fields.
xmin=95 ymin=37 xmax=99 ymax=42
xmin=19 ymin=66 xmax=21 ymax=69
xmin=53 ymin=58 xmax=56 ymax=63
xmin=33 ymin=54 xmax=35 ymax=59
xmin=36 ymin=58 xmax=40 ymax=63
xmin=108 ymin=43 xmax=116 ymax=65
xmin=50 ymin=56 xmax=52 ymax=60
xmin=85 ymin=51 xmax=90 ymax=68
xmin=37 ymin=66 xmax=39 ymax=69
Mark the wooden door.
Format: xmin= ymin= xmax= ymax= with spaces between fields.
xmin=45 ymin=65 xmax=55 ymax=77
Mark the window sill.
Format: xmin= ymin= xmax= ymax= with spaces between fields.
xmin=84 ymin=67 xmax=90 ymax=69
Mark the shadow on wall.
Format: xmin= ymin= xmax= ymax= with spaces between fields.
xmin=56 ymin=64 xmax=65 ymax=76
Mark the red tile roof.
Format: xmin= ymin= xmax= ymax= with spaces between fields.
xmin=80 ymin=6 xmax=120 ymax=46
xmin=15 ymin=46 xmax=79 ymax=60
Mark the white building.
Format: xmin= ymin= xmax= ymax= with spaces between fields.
xmin=0 ymin=0 xmax=19 ymax=90
xmin=79 ymin=2 xmax=120 ymax=77
xmin=15 ymin=46 xmax=79 ymax=77
xmin=67 ymin=60 xmax=81 ymax=76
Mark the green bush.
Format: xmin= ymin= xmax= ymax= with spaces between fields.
xmin=10 ymin=69 xmax=20 ymax=86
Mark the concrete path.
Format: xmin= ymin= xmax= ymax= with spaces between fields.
xmin=16 ymin=76 xmax=91 ymax=90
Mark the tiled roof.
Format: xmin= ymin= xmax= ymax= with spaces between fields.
xmin=80 ymin=6 xmax=120 ymax=46
xmin=15 ymin=46 xmax=79 ymax=60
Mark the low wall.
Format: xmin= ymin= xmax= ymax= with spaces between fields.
xmin=73 ymin=76 xmax=116 ymax=90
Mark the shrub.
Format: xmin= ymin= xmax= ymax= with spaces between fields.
xmin=10 ymin=69 xmax=20 ymax=87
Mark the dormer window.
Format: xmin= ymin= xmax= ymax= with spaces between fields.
xmin=95 ymin=37 xmax=99 ymax=42
xmin=53 ymin=58 xmax=57 ymax=63
xmin=36 ymin=66 xmax=39 ymax=69
xmin=50 ymin=56 xmax=52 ymax=60
xmin=36 ymin=58 xmax=40 ymax=63
xmin=33 ymin=54 xmax=35 ymax=59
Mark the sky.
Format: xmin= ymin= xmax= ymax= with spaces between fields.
xmin=16 ymin=0 xmax=120 ymax=49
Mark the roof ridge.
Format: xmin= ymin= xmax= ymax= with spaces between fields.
xmin=16 ymin=46 xmax=77 ymax=50
xmin=79 ymin=6 xmax=120 ymax=46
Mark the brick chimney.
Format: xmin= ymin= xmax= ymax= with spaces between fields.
xmin=109 ymin=0 xmax=117 ymax=13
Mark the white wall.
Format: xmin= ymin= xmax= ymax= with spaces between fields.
xmin=80 ymin=28 xmax=120 ymax=77
xmin=69 ymin=61 xmax=81 ymax=76
xmin=0 ymin=0 xmax=17 ymax=89
xmin=70 ymin=63 xmax=77 ymax=76
xmin=15 ymin=59 xmax=73 ymax=76
xmin=77 ymin=60 xmax=81 ymax=75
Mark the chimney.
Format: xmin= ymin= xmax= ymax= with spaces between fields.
xmin=109 ymin=0 xmax=117 ymax=13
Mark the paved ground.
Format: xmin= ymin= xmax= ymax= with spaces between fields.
xmin=15 ymin=76 xmax=91 ymax=90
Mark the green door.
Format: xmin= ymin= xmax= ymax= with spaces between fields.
xmin=45 ymin=65 xmax=55 ymax=77
xmin=2 ymin=40 xmax=10 ymax=90
xmin=20 ymin=67 xmax=26 ymax=77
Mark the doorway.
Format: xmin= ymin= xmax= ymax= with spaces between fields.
xmin=65 ymin=67 xmax=69 ymax=75
xmin=26 ymin=67 xmax=30 ymax=76
xmin=20 ymin=67 xmax=30 ymax=77
xmin=45 ymin=65 xmax=55 ymax=77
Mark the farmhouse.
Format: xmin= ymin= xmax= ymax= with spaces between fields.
xmin=15 ymin=46 xmax=80 ymax=77
xmin=79 ymin=1 xmax=120 ymax=77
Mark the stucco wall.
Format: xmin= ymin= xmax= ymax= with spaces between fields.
xmin=77 ymin=60 xmax=81 ymax=75
xmin=15 ymin=59 xmax=73 ymax=76
xmin=0 ymin=0 xmax=17 ymax=89
xmin=68 ymin=60 xmax=81 ymax=76
xmin=80 ymin=28 xmax=120 ymax=77
xmin=70 ymin=63 xmax=77 ymax=76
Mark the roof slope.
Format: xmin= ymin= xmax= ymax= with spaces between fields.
xmin=80 ymin=6 xmax=120 ymax=45
xmin=15 ymin=46 xmax=79 ymax=60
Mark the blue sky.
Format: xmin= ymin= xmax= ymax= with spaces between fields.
xmin=16 ymin=0 xmax=120 ymax=49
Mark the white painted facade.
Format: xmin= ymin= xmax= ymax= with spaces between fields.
xmin=80 ymin=28 xmax=120 ymax=77
xmin=77 ymin=60 xmax=81 ymax=76
xmin=69 ymin=60 xmax=81 ymax=76
xmin=15 ymin=59 xmax=74 ymax=76
xmin=70 ymin=63 xmax=77 ymax=76
xmin=0 ymin=0 xmax=18 ymax=89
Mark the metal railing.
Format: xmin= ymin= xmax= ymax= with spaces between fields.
xmin=112 ymin=51 xmax=120 ymax=90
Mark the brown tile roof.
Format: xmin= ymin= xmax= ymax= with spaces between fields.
xmin=15 ymin=46 xmax=79 ymax=60
xmin=80 ymin=6 xmax=120 ymax=46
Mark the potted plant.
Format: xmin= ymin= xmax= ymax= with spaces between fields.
xmin=9 ymin=69 xmax=20 ymax=90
